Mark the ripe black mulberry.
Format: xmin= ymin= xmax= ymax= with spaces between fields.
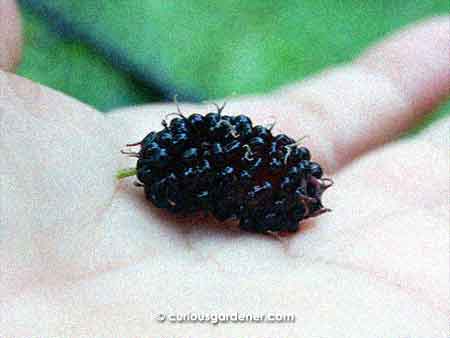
xmin=118 ymin=105 xmax=333 ymax=234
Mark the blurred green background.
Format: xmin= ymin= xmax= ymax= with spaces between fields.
xmin=16 ymin=0 xmax=449 ymax=127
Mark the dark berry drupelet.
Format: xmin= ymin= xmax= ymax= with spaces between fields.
xmin=121 ymin=106 xmax=332 ymax=234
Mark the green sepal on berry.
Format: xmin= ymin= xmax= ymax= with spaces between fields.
xmin=116 ymin=167 xmax=137 ymax=179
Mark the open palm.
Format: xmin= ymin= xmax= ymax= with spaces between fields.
xmin=1 ymin=5 xmax=448 ymax=336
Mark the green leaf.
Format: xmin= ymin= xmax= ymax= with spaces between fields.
xmin=17 ymin=6 xmax=161 ymax=111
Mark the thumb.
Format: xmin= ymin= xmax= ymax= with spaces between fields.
xmin=0 ymin=0 xmax=22 ymax=71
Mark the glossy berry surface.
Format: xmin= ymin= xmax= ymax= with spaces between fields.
xmin=125 ymin=107 xmax=332 ymax=234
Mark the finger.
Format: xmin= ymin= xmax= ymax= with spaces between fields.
xmin=109 ymin=16 xmax=450 ymax=175
xmin=0 ymin=0 xmax=22 ymax=71
xmin=0 ymin=71 xmax=118 ymax=296
xmin=264 ymin=15 xmax=450 ymax=172
xmin=357 ymin=16 xmax=450 ymax=114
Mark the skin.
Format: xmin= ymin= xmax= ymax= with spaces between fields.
xmin=0 ymin=2 xmax=448 ymax=335
xmin=0 ymin=0 xmax=21 ymax=71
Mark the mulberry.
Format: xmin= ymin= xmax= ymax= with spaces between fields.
xmin=118 ymin=105 xmax=333 ymax=234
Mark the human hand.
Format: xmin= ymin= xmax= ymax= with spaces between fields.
xmin=1 ymin=2 xmax=448 ymax=335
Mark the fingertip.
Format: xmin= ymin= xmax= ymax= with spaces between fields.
xmin=357 ymin=15 xmax=450 ymax=113
xmin=0 ymin=0 xmax=22 ymax=71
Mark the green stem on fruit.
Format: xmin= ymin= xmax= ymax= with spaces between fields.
xmin=116 ymin=167 xmax=137 ymax=179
